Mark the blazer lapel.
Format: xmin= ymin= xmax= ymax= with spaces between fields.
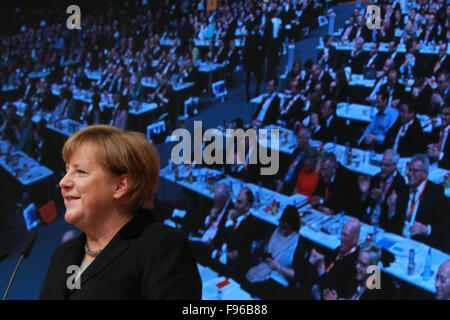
xmin=65 ymin=234 xmax=129 ymax=298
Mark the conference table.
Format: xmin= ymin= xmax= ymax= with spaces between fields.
xmin=335 ymin=102 xmax=437 ymax=133
xmin=159 ymin=164 xmax=450 ymax=294
xmin=316 ymin=41 xmax=450 ymax=56
xmin=0 ymin=140 xmax=53 ymax=187
xmin=260 ymin=124 xmax=450 ymax=190
xmin=196 ymin=264 xmax=254 ymax=300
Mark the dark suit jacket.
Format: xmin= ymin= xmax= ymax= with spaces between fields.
xmin=347 ymin=49 xmax=368 ymax=74
xmin=390 ymin=181 xmax=449 ymax=250
xmin=253 ymin=94 xmax=281 ymax=126
xmin=383 ymin=117 xmax=425 ymax=157
xmin=380 ymin=82 xmax=405 ymax=102
xmin=428 ymin=126 xmax=450 ymax=170
xmin=311 ymin=114 xmax=346 ymax=144
xmin=279 ymin=94 xmax=306 ymax=128
xmin=317 ymin=46 xmax=338 ymax=71
xmin=310 ymin=247 xmax=358 ymax=299
xmin=212 ymin=213 xmax=254 ymax=276
xmin=313 ymin=164 xmax=360 ymax=216
xmin=39 ymin=210 xmax=202 ymax=300
xmin=364 ymin=52 xmax=385 ymax=71
xmin=355 ymin=172 xmax=406 ymax=226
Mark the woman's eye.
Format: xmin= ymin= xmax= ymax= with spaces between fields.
xmin=77 ymin=169 xmax=86 ymax=174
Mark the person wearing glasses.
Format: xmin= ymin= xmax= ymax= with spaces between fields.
xmin=427 ymin=105 xmax=450 ymax=170
xmin=436 ymin=260 xmax=450 ymax=300
xmin=323 ymin=242 xmax=388 ymax=300
xmin=356 ymin=149 xmax=406 ymax=227
xmin=386 ymin=154 xmax=448 ymax=251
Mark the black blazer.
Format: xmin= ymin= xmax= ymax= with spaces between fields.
xmin=279 ymin=94 xmax=306 ymax=128
xmin=347 ymin=50 xmax=368 ymax=74
xmin=313 ymin=164 xmax=359 ymax=216
xmin=212 ymin=213 xmax=254 ymax=276
xmin=39 ymin=210 xmax=202 ymax=300
xmin=253 ymin=94 xmax=281 ymax=126
xmin=383 ymin=117 xmax=425 ymax=157
xmin=428 ymin=126 xmax=450 ymax=170
xmin=355 ymin=172 xmax=406 ymax=225
xmin=311 ymin=114 xmax=346 ymax=144
xmin=390 ymin=181 xmax=449 ymax=250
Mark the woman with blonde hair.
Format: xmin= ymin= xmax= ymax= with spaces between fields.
xmin=40 ymin=125 xmax=201 ymax=299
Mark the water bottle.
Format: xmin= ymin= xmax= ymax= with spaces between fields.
xmin=422 ymin=247 xmax=432 ymax=281
xmin=407 ymin=249 xmax=415 ymax=276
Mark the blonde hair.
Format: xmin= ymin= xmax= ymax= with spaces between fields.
xmin=62 ymin=125 xmax=160 ymax=212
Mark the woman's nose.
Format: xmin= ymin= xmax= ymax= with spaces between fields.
xmin=59 ymin=172 xmax=73 ymax=189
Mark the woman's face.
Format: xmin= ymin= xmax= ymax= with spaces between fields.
xmin=59 ymin=143 xmax=119 ymax=229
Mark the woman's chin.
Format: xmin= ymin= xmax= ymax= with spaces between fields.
xmin=64 ymin=210 xmax=82 ymax=226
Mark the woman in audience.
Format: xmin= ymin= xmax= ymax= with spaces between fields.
xmin=245 ymin=206 xmax=311 ymax=299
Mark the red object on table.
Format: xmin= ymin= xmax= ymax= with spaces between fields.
xmin=216 ymin=278 xmax=230 ymax=289
xmin=39 ymin=200 xmax=58 ymax=224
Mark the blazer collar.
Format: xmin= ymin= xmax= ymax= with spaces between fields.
xmin=65 ymin=210 xmax=155 ymax=298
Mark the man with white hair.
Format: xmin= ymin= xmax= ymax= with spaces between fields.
xmin=307 ymin=218 xmax=361 ymax=299
xmin=356 ymin=149 xmax=406 ymax=227
xmin=386 ymin=154 xmax=449 ymax=250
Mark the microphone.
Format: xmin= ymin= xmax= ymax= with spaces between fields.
xmin=2 ymin=234 xmax=37 ymax=300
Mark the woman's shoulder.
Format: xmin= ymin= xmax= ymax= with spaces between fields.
xmin=137 ymin=221 xmax=190 ymax=247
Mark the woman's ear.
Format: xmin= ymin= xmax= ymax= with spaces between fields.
xmin=113 ymin=174 xmax=129 ymax=200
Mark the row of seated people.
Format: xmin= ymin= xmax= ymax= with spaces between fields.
xmin=249 ymin=72 xmax=450 ymax=169
xmin=194 ymin=117 xmax=450 ymax=254
xmin=177 ymin=181 xmax=450 ymax=299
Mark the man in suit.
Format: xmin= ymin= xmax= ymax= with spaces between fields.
xmin=427 ymin=105 xmax=450 ymax=170
xmin=383 ymin=101 xmax=425 ymax=157
xmin=276 ymin=126 xmax=315 ymax=195
xmin=309 ymin=64 xmax=333 ymax=97
xmin=188 ymin=182 xmax=234 ymax=266
xmin=347 ymin=37 xmax=368 ymax=74
xmin=356 ymin=149 xmax=406 ymax=226
xmin=379 ymin=68 xmax=405 ymax=109
xmin=311 ymin=152 xmax=359 ymax=216
xmin=310 ymin=99 xmax=346 ymax=144
xmin=307 ymin=218 xmax=361 ymax=299
xmin=317 ymin=35 xmax=338 ymax=71
xmin=251 ymin=78 xmax=280 ymax=128
xmin=363 ymin=42 xmax=384 ymax=71
xmin=430 ymin=71 xmax=450 ymax=117
xmin=419 ymin=13 xmax=441 ymax=44
xmin=378 ymin=18 xmax=395 ymax=43
xmin=386 ymin=154 xmax=449 ymax=250
xmin=279 ymin=78 xmax=306 ymax=129
xmin=381 ymin=41 xmax=404 ymax=72
xmin=211 ymin=188 xmax=255 ymax=281
xmin=432 ymin=43 xmax=450 ymax=76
